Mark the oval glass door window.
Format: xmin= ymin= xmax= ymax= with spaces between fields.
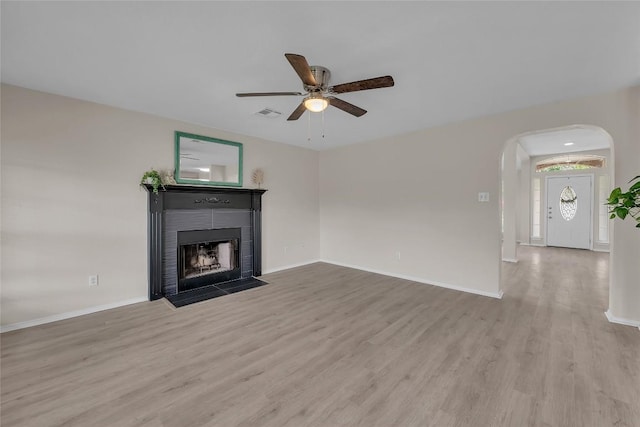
xmin=559 ymin=186 xmax=577 ymax=221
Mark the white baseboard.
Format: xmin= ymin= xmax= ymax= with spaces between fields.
xmin=502 ymin=258 xmax=518 ymax=263
xmin=592 ymin=248 xmax=610 ymax=253
xmin=261 ymin=259 xmax=321 ymax=275
xmin=320 ymin=259 xmax=503 ymax=299
xmin=0 ymin=297 xmax=149 ymax=333
xmin=529 ymin=243 xmax=546 ymax=247
xmin=605 ymin=310 xmax=640 ymax=330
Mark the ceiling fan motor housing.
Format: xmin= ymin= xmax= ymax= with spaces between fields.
xmin=305 ymin=66 xmax=331 ymax=93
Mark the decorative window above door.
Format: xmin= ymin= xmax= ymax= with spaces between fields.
xmin=536 ymin=154 xmax=605 ymax=172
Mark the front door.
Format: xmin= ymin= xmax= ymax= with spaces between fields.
xmin=546 ymin=175 xmax=592 ymax=249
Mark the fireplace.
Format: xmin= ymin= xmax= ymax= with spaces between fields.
xmin=178 ymin=228 xmax=241 ymax=292
xmin=144 ymin=185 xmax=266 ymax=300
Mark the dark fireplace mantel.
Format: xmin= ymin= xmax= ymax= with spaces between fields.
xmin=144 ymin=184 xmax=266 ymax=300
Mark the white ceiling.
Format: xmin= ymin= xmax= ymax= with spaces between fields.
xmin=518 ymin=126 xmax=611 ymax=157
xmin=2 ymin=2 xmax=639 ymax=151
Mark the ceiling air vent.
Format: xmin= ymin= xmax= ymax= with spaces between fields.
xmin=255 ymin=108 xmax=282 ymax=119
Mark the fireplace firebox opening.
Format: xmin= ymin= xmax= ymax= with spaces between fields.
xmin=177 ymin=228 xmax=241 ymax=292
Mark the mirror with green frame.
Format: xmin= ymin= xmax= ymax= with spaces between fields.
xmin=174 ymin=131 xmax=243 ymax=187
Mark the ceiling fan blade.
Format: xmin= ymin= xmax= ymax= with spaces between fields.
xmin=236 ymin=91 xmax=302 ymax=97
xmin=285 ymin=53 xmax=317 ymax=87
xmin=330 ymin=75 xmax=394 ymax=94
xmin=287 ymin=102 xmax=307 ymax=121
xmin=327 ymin=97 xmax=367 ymax=117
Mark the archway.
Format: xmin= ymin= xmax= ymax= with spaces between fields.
xmin=499 ymin=124 xmax=615 ymax=291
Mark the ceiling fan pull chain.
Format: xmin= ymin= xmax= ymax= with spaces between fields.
xmin=307 ymin=110 xmax=311 ymax=142
xmin=321 ymin=109 xmax=325 ymax=139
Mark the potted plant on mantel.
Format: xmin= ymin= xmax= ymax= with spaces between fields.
xmin=140 ymin=169 xmax=165 ymax=194
xmin=607 ymin=175 xmax=640 ymax=228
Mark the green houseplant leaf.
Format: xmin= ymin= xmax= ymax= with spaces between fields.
xmin=140 ymin=169 xmax=165 ymax=194
xmin=607 ymin=176 xmax=640 ymax=228
xmin=607 ymin=187 xmax=621 ymax=204
xmin=615 ymin=207 xmax=628 ymax=220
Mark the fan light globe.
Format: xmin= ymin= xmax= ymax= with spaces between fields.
xmin=304 ymin=96 xmax=329 ymax=113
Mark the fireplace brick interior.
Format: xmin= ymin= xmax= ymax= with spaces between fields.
xmin=179 ymin=231 xmax=239 ymax=282
xmin=165 ymin=213 xmax=250 ymax=295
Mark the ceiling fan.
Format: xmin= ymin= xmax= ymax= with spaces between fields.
xmin=236 ymin=53 xmax=394 ymax=121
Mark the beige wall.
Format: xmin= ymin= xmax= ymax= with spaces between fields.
xmin=319 ymin=87 xmax=640 ymax=322
xmin=502 ymin=140 xmax=519 ymax=262
xmin=1 ymin=85 xmax=320 ymax=326
xmin=610 ymin=85 xmax=640 ymax=324
xmin=516 ymin=144 xmax=531 ymax=245
xmin=319 ymin=120 xmax=504 ymax=297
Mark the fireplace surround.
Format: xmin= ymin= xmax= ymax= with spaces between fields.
xmin=144 ymin=185 xmax=266 ymax=300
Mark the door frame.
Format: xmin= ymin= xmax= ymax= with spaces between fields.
xmin=544 ymin=173 xmax=594 ymax=250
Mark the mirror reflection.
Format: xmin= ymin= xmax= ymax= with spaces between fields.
xmin=175 ymin=131 xmax=243 ymax=187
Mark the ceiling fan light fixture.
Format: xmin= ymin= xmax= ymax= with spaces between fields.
xmin=303 ymin=95 xmax=328 ymax=113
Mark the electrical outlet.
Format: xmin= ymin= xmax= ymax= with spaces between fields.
xmin=478 ymin=192 xmax=490 ymax=202
xmin=89 ymin=275 xmax=99 ymax=286
xmin=396 ymin=251 xmax=401 ymax=261
xmin=284 ymin=246 xmax=288 ymax=254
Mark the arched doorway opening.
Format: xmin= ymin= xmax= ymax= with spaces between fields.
xmin=499 ymin=124 xmax=615 ymax=291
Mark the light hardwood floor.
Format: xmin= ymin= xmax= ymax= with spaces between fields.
xmin=1 ymin=246 xmax=639 ymax=427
